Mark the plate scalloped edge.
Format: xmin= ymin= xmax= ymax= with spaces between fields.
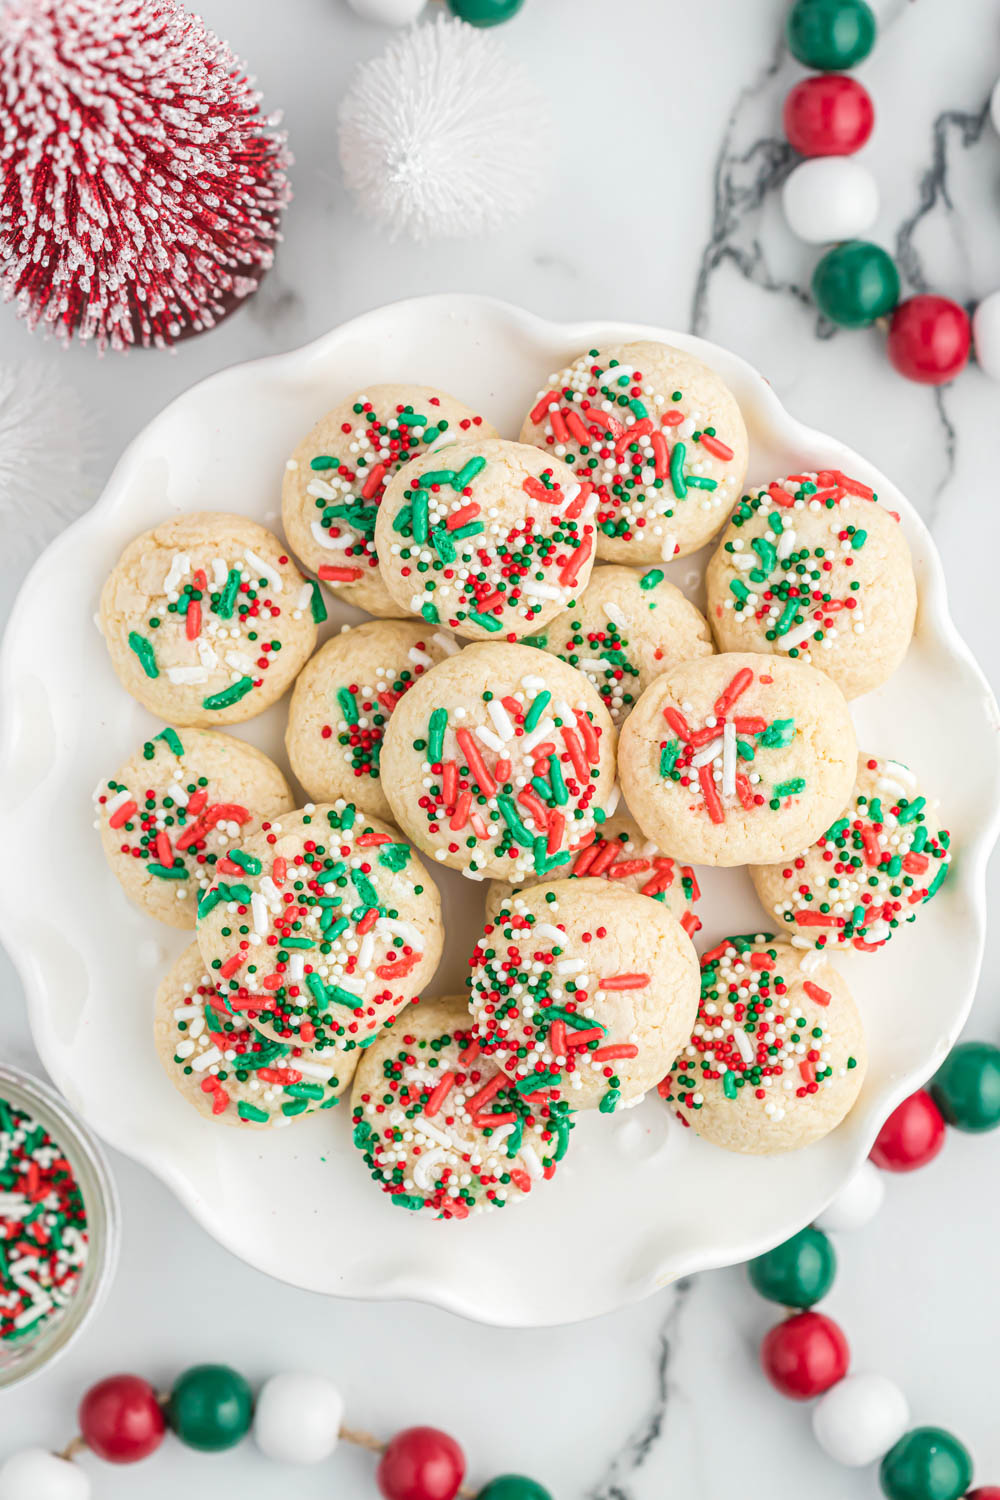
xmin=1 ymin=293 xmax=998 ymax=1328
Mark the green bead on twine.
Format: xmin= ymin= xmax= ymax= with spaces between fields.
xmin=747 ymin=1225 xmax=836 ymax=1309
xmin=446 ymin=0 xmax=525 ymax=23
xmin=812 ymin=241 xmax=901 ymax=329
xmin=878 ymin=1427 xmax=973 ymax=1500
xmin=477 ymin=1478 xmax=554 ymax=1500
xmin=930 ymin=1041 xmax=1000 ymax=1133
xmin=167 ymin=1364 xmax=254 ymax=1452
xmin=786 ymin=0 xmax=876 ymax=70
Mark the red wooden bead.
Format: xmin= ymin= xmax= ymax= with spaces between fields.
xmin=784 ymin=74 xmax=875 ymax=156
xmin=78 ymin=1374 xmax=166 ymax=1463
xmin=870 ymin=1089 xmax=947 ymax=1171
xmin=377 ymin=1426 xmax=466 ymax=1500
xmin=761 ymin=1311 xmax=849 ymax=1399
xmin=887 ymin=295 xmax=972 ymax=384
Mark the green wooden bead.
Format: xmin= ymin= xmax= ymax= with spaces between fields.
xmin=931 ymin=1041 xmax=1000 ymax=1132
xmin=879 ymin=1427 xmax=973 ymax=1500
xmin=447 ymin=0 xmax=525 ymax=24
xmin=787 ymin=0 xmax=876 ymax=70
xmin=167 ymin=1364 xmax=253 ymax=1452
xmin=478 ymin=1479 xmax=553 ymax=1500
xmin=812 ymin=241 xmax=900 ymax=328
xmin=747 ymin=1226 xmax=836 ymax=1308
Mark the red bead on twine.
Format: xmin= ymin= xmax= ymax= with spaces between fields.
xmin=783 ymin=74 xmax=875 ymax=156
xmin=376 ymin=1426 xmax=467 ymax=1500
xmin=886 ymin=295 xmax=972 ymax=385
xmin=760 ymin=1311 xmax=849 ymax=1400
xmin=78 ymin=1374 xmax=166 ymax=1464
xmin=869 ymin=1088 xmax=947 ymax=1172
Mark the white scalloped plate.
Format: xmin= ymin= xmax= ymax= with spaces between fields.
xmin=2 ymin=296 xmax=997 ymax=1328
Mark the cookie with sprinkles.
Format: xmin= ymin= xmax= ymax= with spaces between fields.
xmin=350 ymin=994 xmax=572 ymax=1219
xmin=660 ymin=935 xmax=866 ymax=1153
xmin=373 ymin=438 xmax=597 ymax=641
xmin=484 ymin=809 xmax=703 ymax=937
xmin=99 ymin=512 xmax=317 ymax=725
xmin=468 ymin=877 xmax=700 ymax=1112
xmin=285 ymin=619 xmax=459 ymax=822
xmin=705 ymin=470 xmax=916 ymax=698
xmin=750 ymin=752 xmax=951 ymax=953
xmin=93 ymin=726 xmax=293 ymax=929
xmin=524 ymin=563 xmax=713 ymax=726
xmin=618 ymin=653 xmax=857 ymax=867
xmin=282 ymin=385 xmax=498 ymax=618
xmin=154 ymin=944 xmax=355 ymax=1128
xmin=518 ymin=340 xmax=748 ymax=564
xmin=378 ymin=641 xmax=617 ymax=882
xmin=195 ymin=802 xmax=443 ymax=1062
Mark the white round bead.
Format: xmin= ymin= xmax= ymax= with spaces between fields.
xmin=253 ymin=1372 xmax=345 ymax=1464
xmin=0 ymin=1450 xmax=91 ymax=1500
xmin=346 ymin=0 xmax=426 ymax=22
xmin=973 ymin=290 xmax=1000 ymax=381
xmin=991 ymin=77 xmax=1000 ymax=135
xmin=815 ymin=1159 xmax=885 ymax=1232
xmin=781 ymin=157 xmax=879 ymax=245
xmin=812 ymin=1372 xmax=909 ymax=1466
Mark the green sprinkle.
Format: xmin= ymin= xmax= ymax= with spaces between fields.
xmin=203 ymin=677 xmax=254 ymax=711
xmin=640 ymin=568 xmax=664 ymax=591
xmin=228 ymin=849 xmax=262 ymax=876
xmin=430 ymin=525 xmax=455 ymax=563
xmin=392 ymin=1194 xmax=424 ymax=1211
xmin=420 ymin=602 xmax=440 ymax=624
xmin=773 ymin=777 xmax=806 ymax=798
xmin=350 ymin=869 xmax=379 ymax=908
xmin=307 ymin=972 xmax=329 ymax=1010
xmin=215 ymin=568 xmax=242 ymax=620
xmin=197 ymin=888 xmax=222 ymax=919
xmin=237 ymin=1102 xmax=270 ymax=1123
xmin=310 ymin=455 xmax=337 ymax=470
xmin=128 ymin=632 xmax=159 ymax=679
xmin=156 ymin=728 xmax=184 ymax=756
xmin=897 ymin=796 xmax=926 ymax=825
xmin=281 ymin=936 xmax=316 ymax=950
xmin=599 ymin=1089 xmax=620 ymax=1114
xmin=337 ymin=687 xmax=359 ymax=724
xmin=328 ymin=985 xmax=362 ymax=1009
xmin=669 ymin=441 xmax=688 ymax=499
xmin=514 ymin=1072 xmax=560 ymax=1095
xmin=758 ymin=718 xmax=796 ymax=749
xmin=524 ymin=690 xmax=551 ymax=732
xmin=428 ymin=707 xmax=448 ymax=762
xmin=468 ymin=611 xmax=503 ymax=632
xmin=411 ymin=487 xmax=429 ymax=544
xmin=418 ymin=469 xmax=457 ymax=488
xmin=851 ymin=530 xmax=868 ymax=550
xmin=548 ymin=756 xmax=568 ymax=805
xmin=497 ymin=795 xmax=533 ymax=847
xmin=378 ymin=842 xmax=410 ymax=872
xmin=454 ymin=456 xmax=487 ymax=488
xmin=660 ymin=740 xmax=679 ymax=777
xmin=309 ymin=581 xmax=328 ymax=623
xmin=723 ymin=1072 xmax=738 ymax=1101
xmin=751 ymin=537 xmax=777 ymax=575
xmin=147 ymin=862 xmax=188 ymax=880
xmin=685 ymin=475 xmax=718 ymax=490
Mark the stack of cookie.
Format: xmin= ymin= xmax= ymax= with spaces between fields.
xmin=92 ymin=341 xmax=950 ymax=1221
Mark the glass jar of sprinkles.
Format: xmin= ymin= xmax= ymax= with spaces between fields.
xmin=0 ymin=1065 xmax=119 ymax=1390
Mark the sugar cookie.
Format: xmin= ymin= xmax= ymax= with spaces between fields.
xmin=350 ymin=994 xmax=572 ymax=1219
xmin=379 ymin=641 xmax=617 ymax=882
xmin=373 ymin=438 xmax=596 ymax=641
xmin=99 ymin=511 xmax=317 ymax=725
xmin=468 ymin=878 xmax=700 ymax=1112
xmin=484 ymin=809 xmax=702 ymax=936
xmin=195 ymin=802 xmax=443 ymax=1061
xmin=660 ymin=935 xmax=866 ymax=1153
xmin=93 ymin=726 xmax=293 ymax=929
xmin=155 ymin=944 xmax=355 ymax=1128
xmin=618 ymin=653 xmax=857 ymax=866
xmin=750 ymin=752 xmax=951 ymax=952
xmin=281 ymin=384 xmax=498 ymax=617
xmin=285 ymin=620 xmax=459 ymax=821
xmin=705 ymin=470 xmax=916 ymax=698
xmin=524 ymin=563 xmax=713 ymax=726
xmin=518 ymin=341 xmax=748 ymax=563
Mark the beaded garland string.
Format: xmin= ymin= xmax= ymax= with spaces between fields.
xmin=0 ymin=1366 xmax=550 ymax=1500
xmin=778 ymin=0 xmax=1000 ymax=385
xmin=747 ymin=1037 xmax=1000 ymax=1500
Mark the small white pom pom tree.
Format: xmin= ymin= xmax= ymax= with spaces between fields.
xmin=338 ymin=16 xmax=549 ymax=242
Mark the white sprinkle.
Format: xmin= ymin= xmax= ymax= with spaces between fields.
xmin=167 ymin=665 xmax=208 ymax=685
xmin=251 ymin=893 xmax=269 ymax=934
xmin=722 ymin=719 xmax=737 ymax=798
xmin=162 ymin=552 xmax=191 ymax=593
xmin=487 ymin=699 xmax=515 ymax=740
xmin=310 ymin=521 xmax=358 ymax=551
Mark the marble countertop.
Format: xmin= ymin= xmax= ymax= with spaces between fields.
xmin=2 ymin=0 xmax=999 ymax=1494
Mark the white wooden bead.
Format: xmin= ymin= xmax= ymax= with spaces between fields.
xmin=812 ymin=1373 xmax=909 ymax=1466
xmin=347 ymin=0 xmax=426 ymax=22
xmin=814 ymin=1159 xmax=885 ymax=1232
xmin=781 ymin=157 xmax=879 ymax=245
xmin=0 ymin=1450 xmax=91 ymax=1500
xmin=253 ymin=1371 xmax=345 ymax=1464
xmin=972 ymin=290 xmax=1000 ymax=381
xmin=991 ymin=77 xmax=1000 ymax=135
